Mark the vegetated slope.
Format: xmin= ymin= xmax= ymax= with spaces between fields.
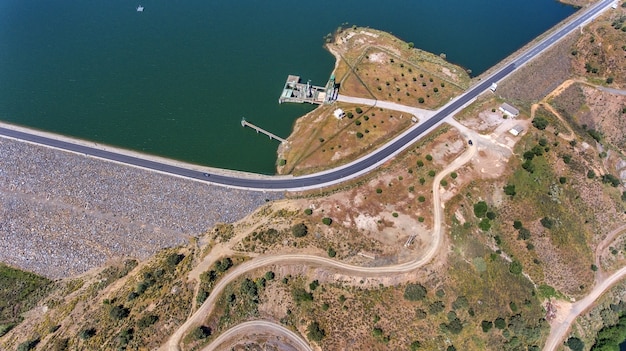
xmin=0 ymin=264 xmax=52 ymax=337
xmin=0 ymin=250 xmax=196 ymax=350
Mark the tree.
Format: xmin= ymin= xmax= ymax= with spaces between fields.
xmin=265 ymin=271 xmax=275 ymax=280
xmin=356 ymin=132 xmax=364 ymax=139
xmin=587 ymin=170 xmax=596 ymax=179
xmin=513 ymin=220 xmax=523 ymax=230
xmin=110 ymin=305 xmax=130 ymax=320
xmin=428 ymin=170 xmax=436 ymax=177
xmin=486 ymin=211 xmax=496 ymax=220
xmin=17 ymin=339 xmax=40 ymax=351
xmin=240 ymin=278 xmax=258 ymax=298
xmin=559 ymin=177 xmax=567 ymax=184
xmin=137 ymin=314 xmax=159 ymax=328
xmin=532 ymin=116 xmax=549 ymax=130
xmin=566 ymin=337 xmax=584 ymax=351
xmin=355 ymin=107 xmax=363 ymax=114
xmin=503 ymin=184 xmax=516 ymax=196
xmin=479 ymin=218 xmax=491 ymax=231
xmin=293 ymin=287 xmax=314 ymax=304
xmin=416 ymin=160 xmax=424 ymax=167
xmin=292 ymin=223 xmax=308 ymax=237
xmin=494 ymin=317 xmax=506 ymax=329
xmin=304 ymin=208 xmax=313 ymax=215
xmin=426 ymin=154 xmax=433 ymax=161
xmin=418 ymin=97 xmax=425 ymax=104
xmin=481 ymin=320 xmax=493 ymax=332
xmin=509 ymin=261 xmax=523 ymax=275
xmin=192 ymin=325 xmax=211 ymax=339
xmin=79 ymin=328 xmax=96 ymax=340
xmin=322 ymin=217 xmax=332 ymax=225
xmin=307 ymin=321 xmax=326 ymax=342
xmin=540 ymin=217 xmax=554 ymax=229
xmin=410 ymin=340 xmax=422 ymax=350
xmin=518 ymin=227 xmax=531 ymax=240
xmin=166 ymin=253 xmax=184 ymax=268
xmin=473 ymin=201 xmax=488 ymax=218
xmin=403 ymin=283 xmax=427 ymax=301
xmin=327 ymin=247 xmax=336 ymax=257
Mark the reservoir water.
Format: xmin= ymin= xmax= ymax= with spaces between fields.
xmin=0 ymin=0 xmax=576 ymax=174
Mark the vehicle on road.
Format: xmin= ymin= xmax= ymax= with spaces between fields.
xmin=203 ymin=173 xmax=210 ymax=177
xmin=468 ymin=140 xmax=473 ymax=146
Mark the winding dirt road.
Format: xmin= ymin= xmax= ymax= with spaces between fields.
xmin=160 ymin=136 xmax=478 ymax=351
xmin=200 ymin=320 xmax=313 ymax=351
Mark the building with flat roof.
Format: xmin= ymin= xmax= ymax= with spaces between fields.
xmin=509 ymin=125 xmax=524 ymax=136
xmin=333 ymin=108 xmax=345 ymax=120
xmin=499 ymin=103 xmax=520 ymax=118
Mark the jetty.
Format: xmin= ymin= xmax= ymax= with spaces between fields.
xmin=278 ymin=75 xmax=337 ymax=104
xmin=241 ymin=118 xmax=286 ymax=143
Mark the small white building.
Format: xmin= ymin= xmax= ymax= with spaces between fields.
xmin=333 ymin=108 xmax=346 ymax=120
xmin=509 ymin=125 xmax=524 ymax=136
xmin=499 ymin=103 xmax=520 ymax=118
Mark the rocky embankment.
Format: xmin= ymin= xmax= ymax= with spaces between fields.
xmin=0 ymin=138 xmax=282 ymax=279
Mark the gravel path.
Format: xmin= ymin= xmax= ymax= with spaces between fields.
xmin=0 ymin=138 xmax=283 ymax=279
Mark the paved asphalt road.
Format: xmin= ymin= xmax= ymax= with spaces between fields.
xmin=0 ymin=0 xmax=614 ymax=192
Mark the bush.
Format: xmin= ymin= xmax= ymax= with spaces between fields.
xmin=419 ymin=177 xmax=426 ymax=185
xmin=473 ymin=201 xmax=488 ymax=218
xmin=355 ymin=107 xmax=363 ymax=114
xmin=428 ymin=301 xmax=445 ymax=314
xmin=559 ymin=177 xmax=567 ymax=184
xmin=110 ymin=305 xmax=130 ymax=320
xmin=17 ymin=339 xmax=40 ymax=351
xmin=138 ymin=314 xmax=159 ymax=328
xmin=591 ymin=264 xmax=598 ymax=271
xmin=478 ymin=218 xmax=491 ymax=231
xmin=418 ymin=196 xmax=426 ymax=202
xmin=404 ymin=283 xmax=427 ymax=301
xmin=428 ymin=170 xmax=436 ymax=177
xmin=392 ymin=212 xmax=399 ymax=217
xmin=322 ymin=217 xmax=333 ymax=225
xmin=418 ymin=97 xmax=425 ymax=103
xmin=376 ymin=188 xmax=383 ymax=194
xmin=327 ymin=247 xmax=336 ymax=257
xmin=192 ymin=325 xmax=212 ymax=339
xmin=278 ymin=158 xmax=286 ymax=166
xmin=450 ymin=172 xmax=458 ymax=179
xmin=601 ymin=174 xmax=621 ymax=187
xmin=513 ymin=220 xmax=523 ymax=229
xmin=532 ymin=116 xmax=549 ymax=130
xmin=304 ymin=208 xmax=313 ymax=215
xmin=293 ymin=288 xmax=314 ymax=304
xmin=509 ymin=261 xmax=523 ymax=275
xmin=416 ymin=160 xmax=424 ymax=167
xmin=481 ymin=320 xmax=493 ymax=332
xmin=166 ymin=253 xmax=184 ymax=268
xmin=494 ymin=317 xmax=506 ymax=329
xmin=79 ymin=327 xmax=96 ymax=340
xmin=503 ymin=184 xmax=516 ymax=196
xmin=566 ymin=337 xmax=584 ymax=351
xmin=518 ymin=227 xmax=531 ymax=240
xmin=410 ymin=340 xmax=422 ymax=350
xmin=307 ymin=321 xmax=326 ymax=342
xmin=486 ymin=211 xmax=496 ymax=220
xmin=440 ymin=179 xmax=448 ymax=186
xmin=292 ymin=223 xmax=308 ymax=237
xmin=587 ymin=170 xmax=596 ymax=179
xmin=425 ymin=154 xmax=433 ymax=161
xmin=265 ymin=271 xmax=275 ymax=280
xmin=540 ymin=217 xmax=554 ymax=229
xmin=356 ymin=132 xmax=364 ymax=138
xmin=309 ymin=280 xmax=320 ymax=291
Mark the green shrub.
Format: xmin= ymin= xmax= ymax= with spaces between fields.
xmin=165 ymin=253 xmax=184 ymax=268
xmin=137 ymin=314 xmax=159 ymax=328
xmin=392 ymin=212 xmax=399 ymax=217
xmin=355 ymin=107 xmax=363 ymax=114
xmin=417 ymin=160 xmax=424 ymax=167
xmin=404 ymin=283 xmax=427 ymax=301
xmin=478 ymin=218 xmax=491 ymax=231
xmin=356 ymin=132 xmax=364 ymax=138
xmin=494 ymin=317 xmax=506 ymax=329
xmin=540 ymin=217 xmax=554 ymax=229
xmin=450 ymin=172 xmax=457 ymax=179
xmin=307 ymin=321 xmax=326 ymax=342
xmin=17 ymin=339 xmax=40 ymax=351
xmin=292 ymin=223 xmax=308 ymax=237
xmin=503 ymin=184 xmax=516 ymax=196
xmin=304 ymin=208 xmax=313 ymax=215
xmin=265 ymin=271 xmax=275 ymax=280
xmin=531 ymin=116 xmax=548 ymax=130
xmin=473 ymin=201 xmax=488 ymax=218
xmin=481 ymin=320 xmax=493 ymax=332
xmin=509 ymin=261 xmax=523 ymax=275
xmin=418 ymin=196 xmax=426 ymax=202
xmin=376 ymin=188 xmax=383 ymax=194
xmin=327 ymin=247 xmax=336 ymax=258
xmin=109 ymin=305 xmax=129 ymax=320
xmin=192 ymin=325 xmax=211 ymax=339
xmin=425 ymin=154 xmax=433 ymax=161
xmin=79 ymin=327 xmax=96 ymax=340
xmin=428 ymin=170 xmax=436 ymax=177
xmin=322 ymin=217 xmax=333 ymax=225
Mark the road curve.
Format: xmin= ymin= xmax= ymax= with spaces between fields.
xmin=200 ymin=320 xmax=313 ymax=351
xmin=0 ymin=0 xmax=614 ymax=193
xmin=160 ymin=142 xmax=477 ymax=351
xmin=543 ymin=266 xmax=626 ymax=351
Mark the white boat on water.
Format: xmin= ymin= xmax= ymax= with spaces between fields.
xmin=136 ymin=5 xmax=144 ymax=12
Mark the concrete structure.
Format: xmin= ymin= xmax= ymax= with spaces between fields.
xmin=499 ymin=103 xmax=520 ymax=118
xmin=333 ymin=108 xmax=345 ymax=120
xmin=509 ymin=125 xmax=524 ymax=136
xmin=241 ymin=118 xmax=286 ymax=143
xmin=278 ymin=75 xmax=327 ymax=104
